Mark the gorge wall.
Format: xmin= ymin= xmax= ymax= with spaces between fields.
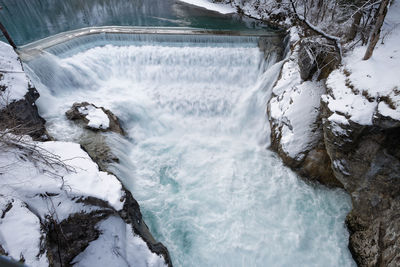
xmin=267 ymin=20 xmax=400 ymax=267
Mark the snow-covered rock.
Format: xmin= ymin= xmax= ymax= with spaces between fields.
xmin=0 ymin=197 xmax=48 ymax=267
xmin=0 ymin=136 xmax=169 ymax=266
xmin=267 ymin=30 xmax=340 ymax=187
xmin=0 ymin=42 xmax=29 ymax=109
xmin=269 ymin=49 xmax=323 ymax=161
xmin=66 ymin=102 xmax=125 ymax=135
xmin=79 ymin=105 xmax=110 ymax=130
xmin=322 ymin=0 xmax=400 ymax=130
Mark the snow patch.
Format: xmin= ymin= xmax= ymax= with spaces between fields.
xmin=328 ymin=113 xmax=349 ymax=126
xmin=178 ymin=0 xmax=235 ymax=14
xmin=323 ymin=69 xmax=376 ymax=126
xmin=0 ymin=136 xmax=166 ymax=265
xmin=39 ymin=141 xmax=123 ymax=210
xmin=0 ymin=197 xmax=48 ymax=267
xmin=378 ymin=100 xmax=400 ymax=121
xmin=78 ymin=105 xmax=110 ymax=129
xmin=323 ymin=1 xmax=400 ymax=126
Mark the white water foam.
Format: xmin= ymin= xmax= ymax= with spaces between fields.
xmin=24 ymin=34 xmax=355 ymax=267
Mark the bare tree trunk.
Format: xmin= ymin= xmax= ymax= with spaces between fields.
xmin=363 ymin=0 xmax=390 ymax=60
xmin=331 ymin=0 xmax=338 ymax=21
xmin=347 ymin=11 xmax=362 ymax=42
xmin=0 ymin=21 xmax=16 ymax=49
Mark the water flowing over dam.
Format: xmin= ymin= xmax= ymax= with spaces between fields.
xmin=19 ymin=29 xmax=355 ymax=266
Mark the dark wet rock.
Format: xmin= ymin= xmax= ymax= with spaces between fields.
xmin=0 ymin=86 xmax=50 ymax=141
xmin=66 ymin=102 xmax=125 ymax=135
xmin=258 ymin=35 xmax=285 ymax=60
xmin=0 ymin=244 xmax=7 ymax=256
xmin=298 ymin=141 xmax=342 ymax=188
xmin=270 ymin=122 xmax=342 ymax=188
xmin=298 ymin=41 xmax=317 ymax=81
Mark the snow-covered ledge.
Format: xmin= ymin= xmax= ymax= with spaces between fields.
xmin=0 ymin=41 xmax=170 ymax=266
xmin=0 ymin=137 xmax=167 ymax=266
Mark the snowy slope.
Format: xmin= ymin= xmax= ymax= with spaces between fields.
xmin=78 ymin=104 xmax=110 ymax=130
xmin=178 ymin=0 xmax=235 ymax=14
xmin=0 ymin=135 xmax=166 ymax=266
xmin=0 ymin=42 xmax=30 ymax=109
xmin=323 ymin=1 xmax=400 ymax=126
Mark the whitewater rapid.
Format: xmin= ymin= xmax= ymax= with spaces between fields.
xmin=24 ymin=33 xmax=355 ymax=267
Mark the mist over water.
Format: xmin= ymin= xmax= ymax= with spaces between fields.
xmin=24 ymin=34 xmax=355 ymax=267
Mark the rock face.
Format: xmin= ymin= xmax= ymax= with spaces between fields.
xmin=79 ymin=133 xmax=120 ymax=171
xmin=322 ymin=96 xmax=400 ymax=267
xmin=0 ymin=86 xmax=49 ymax=140
xmin=66 ymin=102 xmax=125 ymax=135
xmin=46 ymin=191 xmax=173 ymax=267
xmin=269 ymin=29 xmax=400 ymax=267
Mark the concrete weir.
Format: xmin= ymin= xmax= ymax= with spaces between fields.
xmin=17 ymin=26 xmax=284 ymax=61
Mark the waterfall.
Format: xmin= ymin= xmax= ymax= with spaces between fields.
xmin=22 ymin=31 xmax=355 ymax=267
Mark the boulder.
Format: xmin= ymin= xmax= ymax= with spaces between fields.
xmin=66 ymin=102 xmax=125 ymax=135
